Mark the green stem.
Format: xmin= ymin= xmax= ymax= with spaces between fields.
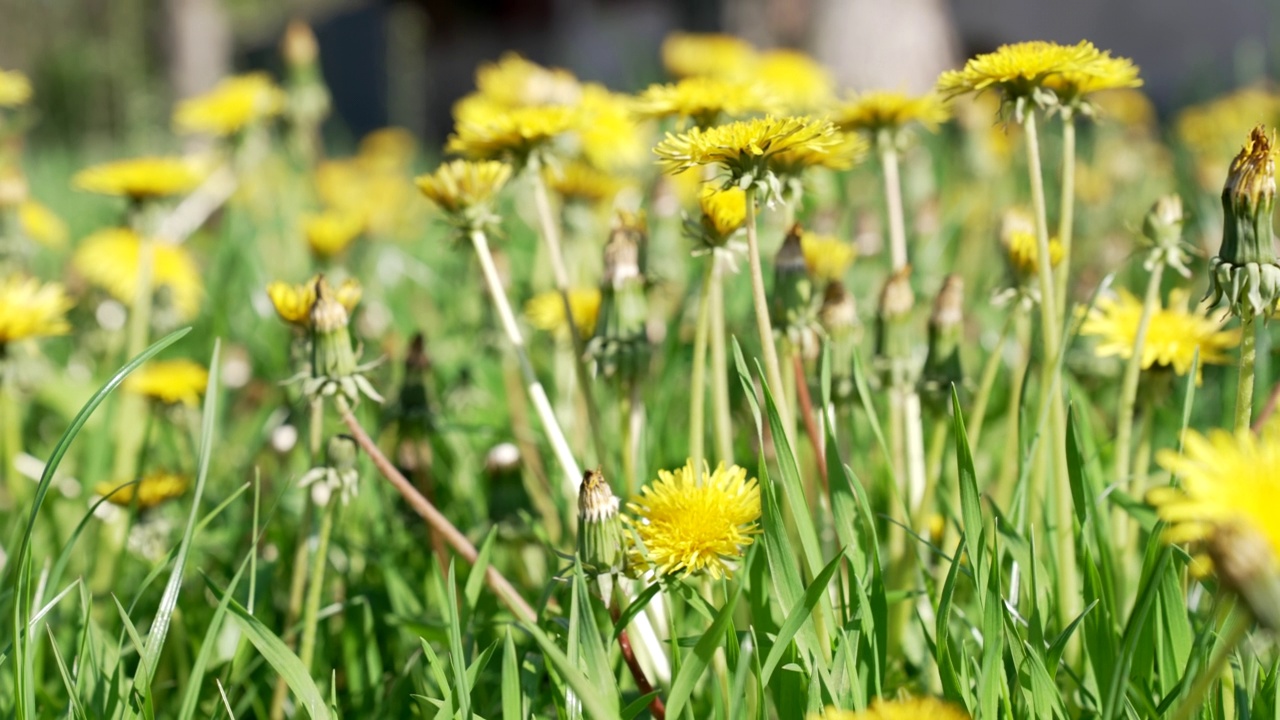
xmin=921 ymin=416 xmax=948 ymax=530
xmin=1172 ymin=607 xmax=1252 ymax=720
xmin=0 ymin=374 xmax=21 ymax=505
xmin=620 ymin=381 xmax=636 ymax=496
xmin=1236 ymin=314 xmax=1257 ymax=432
xmin=1114 ymin=262 xmax=1164 ymax=516
xmin=880 ymin=143 xmax=909 ymax=271
xmin=470 ymin=229 xmax=582 ymax=495
xmin=743 ymin=185 xmax=791 ymax=431
xmin=968 ymin=309 xmax=1017 ymax=448
xmin=709 ymin=260 xmax=734 ymax=463
xmin=996 ymin=299 xmax=1032 ymax=508
xmin=298 ymin=500 xmax=336 ymax=672
xmin=1055 ymin=114 xmax=1076 ymax=323
xmin=269 ymin=498 xmax=313 ymax=720
xmin=690 ymin=259 xmax=714 ymax=476
xmin=529 ymin=166 xmax=608 ymax=467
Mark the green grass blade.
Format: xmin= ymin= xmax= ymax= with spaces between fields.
xmin=664 ymin=583 xmax=742 ymax=719
xmin=517 ymin=620 xmax=618 ymax=719
xmin=443 ymin=560 xmax=472 ymax=718
xmin=502 ymin=629 xmax=523 ymax=720
xmin=176 ymin=554 xmax=254 ymax=720
xmin=46 ymin=623 xmax=88 ymax=720
xmin=951 ymin=386 xmax=986 ymax=586
xmin=760 ymin=550 xmax=844 ymax=686
xmin=225 ymin=594 xmax=333 ymax=720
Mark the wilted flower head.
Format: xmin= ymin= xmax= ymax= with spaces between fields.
xmin=1208 ymin=126 xmax=1280 ymax=318
xmin=298 ymin=276 xmax=383 ymax=405
xmin=577 ymin=469 xmax=624 ymax=578
xmin=1081 ymin=289 xmax=1239 ymax=382
xmin=73 ymin=228 xmax=204 ymax=320
xmin=0 ymin=69 xmax=32 ymax=108
xmin=0 ymin=275 xmax=72 ymax=347
xmin=125 ymin=359 xmax=210 ymax=407
xmin=173 ymin=72 xmax=285 ymax=136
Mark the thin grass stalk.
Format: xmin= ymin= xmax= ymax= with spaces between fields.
xmin=1236 ymin=314 xmax=1257 ymax=432
xmin=529 ymin=167 xmax=608 ymax=465
xmin=297 ymin=499 xmax=335 ymax=672
xmin=1054 ymin=113 xmax=1077 ymax=322
xmin=1172 ymin=607 xmax=1252 ymax=720
xmin=967 ymin=309 xmax=1018 ymax=448
xmin=470 ymin=228 xmax=582 ymax=494
xmin=743 ymin=186 xmax=791 ymax=431
xmin=1114 ymin=262 xmax=1164 ymax=536
xmin=997 ymin=301 xmax=1032 ymax=506
xmin=689 ymin=259 xmax=714 ymax=478
xmin=709 ymin=260 xmax=734 ymax=463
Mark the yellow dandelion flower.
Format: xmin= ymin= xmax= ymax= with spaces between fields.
xmin=475 ymin=52 xmax=581 ymax=108
xmin=97 ymin=471 xmax=188 ymax=509
xmin=578 ymin=84 xmax=651 ymax=171
xmin=545 ymin=161 xmax=623 ymax=206
xmin=756 ymin=49 xmax=835 ymax=111
xmin=1091 ymin=88 xmax=1157 ymax=129
xmin=810 ymin=697 xmax=970 ymax=720
xmin=446 ymin=104 xmax=578 ymax=163
xmin=358 ymin=127 xmax=418 ymax=174
xmin=73 ymin=228 xmax=203 ymax=319
xmin=1003 ymin=229 xmax=1064 ymax=278
xmin=0 ymin=69 xmax=33 ymax=107
xmin=416 ymin=159 xmax=512 ymax=214
xmin=1045 ymin=50 xmax=1142 ymax=100
xmin=173 ymin=72 xmax=285 ymax=136
xmin=303 ymin=209 xmax=364 ymax=258
xmin=524 ymin=288 xmax=601 ymax=338
xmin=836 ymin=90 xmax=951 ymax=134
xmin=661 ymin=32 xmax=757 ymax=79
xmin=18 ymin=200 xmax=69 ymax=248
xmin=267 ymin=275 xmax=361 ymax=327
xmin=627 ymin=461 xmax=760 ymax=579
xmin=313 ymin=156 xmax=418 ymax=238
xmin=73 ymin=157 xmax=205 ymax=201
xmin=653 ymin=115 xmax=842 ymax=178
xmin=635 ymin=76 xmax=775 ymax=127
xmin=936 ymin=40 xmax=1103 ymax=99
xmin=1080 ymin=289 xmax=1239 ymax=380
xmin=125 ymin=359 xmax=209 ymax=406
xmin=698 ymin=183 xmax=748 ymax=239
xmin=770 ymin=129 xmax=868 ymax=176
xmin=1150 ymin=422 xmax=1280 ymax=584
xmin=0 ymin=275 xmax=72 ymax=344
xmin=801 ymin=231 xmax=856 ymax=283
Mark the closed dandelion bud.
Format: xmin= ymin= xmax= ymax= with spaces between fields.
xmin=311 ymin=276 xmax=357 ymax=380
xmin=771 ymin=224 xmax=817 ymax=340
xmin=875 ymin=266 xmax=915 ymax=365
xmin=591 ymin=219 xmax=650 ymax=382
xmin=577 ymin=469 xmax=624 ymax=578
xmin=1209 ymin=523 xmax=1280 ymax=631
xmin=921 ymin=274 xmax=965 ymax=405
xmin=1209 ymin=126 xmax=1280 ymax=317
xmin=819 ymin=280 xmax=860 ymax=402
xmin=1141 ymin=194 xmax=1191 ymax=276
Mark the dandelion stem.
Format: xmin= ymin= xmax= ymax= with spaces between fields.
xmin=690 ymin=258 xmax=714 ymax=478
xmin=880 ymin=143 xmax=909 ymax=271
xmin=1114 ymin=261 xmax=1163 ymax=522
xmin=611 ymin=599 xmax=667 ymax=720
xmin=1236 ymin=314 xmax=1257 ymax=432
xmin=743 ymin=186 xmax=791 ymax=431
xmin=968 ymin=309 xmax=1018 ymax=448
xmin=470 ymin=228 xmax=582 ymax=495
xmin=529 ymin=167 xmax=608 ymax=466
xmin=1055 ymin=113 xmax=1077 ymax=323
xmin=297 ymin=499 xmax=335 ymax=672
xmin=792 ymin=353 xmax=828 ymax=490
xmin=709 ymin=260 xmax=735 ymax=463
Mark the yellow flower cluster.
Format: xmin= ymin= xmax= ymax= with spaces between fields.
xmin=314 ymin=127 xmax=424 ymax=238
xmin=658 ymin=34 xmax=833 ymax=111
xmin=125 ymin=359 xmax=209 ymax=406
xmin=937 ymin=40 xmax=1140 ymax=104
xmin=97 ymin=471 xmax=189 ymax=509
xmin=1080 ymin=289 xmax=1239 ymax=381
xmin=524 ymin=288 xmax=601 ymax=338
xmin=1176 ymin=88 xmax=1280 ymax=189
xmin=0 ymin=275 xmax=72 ymax=344
xmin=303 ymin=209 xmax=365 ymax=258
xmin=635 ymin=76 xmax=776 ymax=128
xmin=173 ymin=72 xmax=285 ymax=136
xmin=73 ymin=228 xmax=204 ymax=320
xmin=661 ymin=32 xmax=756 ymax=79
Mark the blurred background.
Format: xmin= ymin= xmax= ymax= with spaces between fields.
xmin=1 ymin=0 xmax=1277 ymax=150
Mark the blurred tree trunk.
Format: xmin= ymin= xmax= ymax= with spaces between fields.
xmin=811 ymin=0 xmax=959 ymax=92
xmin=165 ymin=0 xmax=231 ymax=101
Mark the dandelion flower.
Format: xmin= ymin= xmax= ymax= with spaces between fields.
xmin=653 ymin=115 xmax=842 ymax=180
xmin=416 ymin=159 xmax=512 ymax=231
xmin=1045 ymin=50 xmax=1142 ymax=101
xmin=303 ymin=209 xmax=365 ymax=258
xmin=756 ymin=49 xmax=835 ymax=111
xmin=578 ymin=84 xmax=651 ymax=171
xmin=173 ymin=72 xmax=285 ymax=136
xmin=1003 ymin=229 xmax=1064 ymax=278
xmin=544 ymin=162 xmax=623 ymax=206
xmin=18 ymin=200 xmax=69 ymax=248
xmin=661 ymin=32 xmax=757 ymax=79
xmin=125 ymin=359 xmax=209 ymax=406
xmin=524 ymin=288 xmax=601 ymax=338
xmin=314 ymin=154 xmax=418 ymax=238
xmin=770 ymin=129 xmax=868 ymax=177
xmin=97 ymin=471 xmax=188 ymax=509
xmin=474 ymin=52 xmax=581 ymax=108
xmin=635 ymin=76 xmax=775 ymax=127
xmin=698 ymin=183 xmax=748 ymax=239
xmin=0 ymin=69 xmax=32 ymax=107
xmin=358 ymin=127 xmax=419 ymax=174
xmin=1092 ymin=88 xmax=1157 ymax=130
xmin=446 ymin=104 xmax=578 ymax=164
xmin=267 ymin=276 xmax=361 ymax=328
xmin=836 ymin=90 xmax=951 ymax=134
xmin=1080 ymin=289 xmax=1239 ymax=380
xmin=936 ymin=40 xmax=1102 ymax=102
xmin=801 ymin=231 xmax=856 ymax=283
xmin=73 ymin=157 xmax=205 ymax=201
xmin=810 ymin=697 xmax=970 ymax=720
xmin=628 ymin=461 xmax=760 ymax=579
xmin=0 ymin=275 xmax=72 ymax=345
xmin=73 ymin=228 xmax=203 ymax=320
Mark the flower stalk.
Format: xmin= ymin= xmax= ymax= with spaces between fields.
xmin=743 ymin=186 xmax=791 ymax=431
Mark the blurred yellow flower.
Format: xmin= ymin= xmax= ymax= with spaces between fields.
xmin=314 ymin=154 xmax=418 ymax=238
xmin=1045 ymin=50 xmax=1142 ymax=100
xmin=73 ymin=228 xmax=203 ymax=319
xmin=635 ymin=76 xmax=774 ymax=127
xmin=654 ymin=115 xmax=842 ymax=178
xmin=1003 ymin=229 xmax=1063 ymax=278
xmin=937 ymin=40 xmax=1103 ymax=99
xmin=303 ymin=209 xmax=364 ymax=258
xmin=18 ymin=200 xmax=69 ymax=248
xmin=544 ymin=162 xmax=623 ymax=206
xmin=836 ymin=91 xmax=951 ymax=134
xmin=0 ymin=275 xmax=72 ymax=344
xmin=627 ymin=461 xmax=760 ymax=579
xmin=475 ymin=52 xmax=581 ymax=108
xmin=416 ymin=159 xmax=512 ymax=215
xmin=661 ymin=32 xmax=757 ymax=79
xmin=73 ymin=157 xmax=204 ymax=201
xmin=267 ymin=276 xmax=361 ymax=328
xmin=698 ymin=183 xmax=748 ymax=239
xmin=1091 ymin=88 xmax=1157 ymax=129
xmin=578 ymin=84 xmax=650 ymax=171
xmin=801 ymin=231 xmax=856 ymax=283
xmin=446 ymin=104 xmax=578 ymax=163
xmin=1176 ymin=88 xmax=1280 ymax=189
xmin=173 ymin=72 xmax=285 ymax=136
xmin=1080 ymin=289 xmax=1239 ymax=380
xmin=125 ymin=359 xmax=209 ymax=406
xmin=771 ymin=129 xmax=868 ymax=176
xmin=97 ymin=471 xmax=188 ymax=509
xmin=810 ymin=697 xmax=970 ymax=720
xmin=358 ymin=127 xmax=418 ymax=174
xmin=0 ymin=69 xmax=32 ymax=107
xmin=524 ymin=288 xmax=601 ymax=338
xmin=756 ymin=49 xmax=835 ymax=111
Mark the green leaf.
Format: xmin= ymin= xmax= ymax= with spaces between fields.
xmin=465 ymin=528 xmax=499 ymax=612
xmin=517 ymin=620 xmax=619 ymax=719
xmin=665 ymin=583 xmax=742 ymax=719
xmin=502 ymin=629 xmax=524 ymax=720
xmin=225 ymin=595 xmax=334 ymax=720
xmin=761 ymin=550 xmax=844 ymax=685
xmin=951 ymin=387 xmax=985 ymax=587
xmin=177 ymin=553 xmax=254 ymax=720
xmin=443 ymin=560 xmax=472 ymax=718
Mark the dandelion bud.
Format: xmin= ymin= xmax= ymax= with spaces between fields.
xmin=875 ymin=266 xmax=915 ymax=365
xmin=591 ymin=217 xmax=650 ymax=382
xmin=1143 ymin=194 xmax=1184 ymax=247
xmin=577 ymin=469 xmax=624 ymax=581
xmin=771 ymin=224 xmax=817 ymax=340
xmin=921 ymin=275 xmax=965 ymax=404
xmin=1209 ymin=522 xmax=1280 ymax=631
xmin=819 ymin=280 xmax=860 ymax=402
xmin=303 ymin=276 xmax=383 ymax=405
xmin=282 ymin=20 xmax=319 ymax=70
xmin=1209 ymin=126 xmax=1280 ymax=317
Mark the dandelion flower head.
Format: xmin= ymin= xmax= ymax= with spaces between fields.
xmin=836 ymin=90 xmax=951 ymax=134
xmin=0 ymin=69 xmax=32 ymax=108
xmin=173 ymin=72 xmax=285 ymax=136
xmin=303 ymin=209 xmax=365 ymax=258
xmin=653 ymin=115 xmax=842 ymax=179
xmin=627 ymin=461 xmax=761 ymax=579
xmin=18 ymin=200 xmax=69 ymax=248
xmin=544 ymin=161 xmax=624 ymax=206
xmin=936 ymin=40 xmax=1103 ymax=100
xmin=125 ymin=359 xmax=209 ymax=407
xmin=801 ymin=231 xmax=856 ymax=283
xmin=97 ymin=471 xmax=189 ymax=510
xmin=1080 ymin=289 xmax=1239 ymax=381
xmin=267 ymin=276 xmax=361 ymax=328
xmin=661 ymin=32 xmax=757 ymax=79
xmin=1044 ymin=50 xmax=1142 ymax=101
xmin=810 ymin=697 xmax=971 ymax=720
xmin=1003 ymin=229 xmax=1064 ymax=279
xmin=770 ymin=129 xmax=868 ymax=177
xmin=577 ymin=83 xmax=651 ymax=171
xmin=73 ymin=157 xmax=205 ymax=201
xmin=446 ymin=102 xmax=578 ymax=164
xmin=73 ymin=228 xmax=203 ymax=320
xmin=475 ymin=52 xmax=581 ymax=108
xmin=0 ymin=275 xmax=72 ymax=345
xmin=416 ymin=159 xmax=512 ymax=217
xmin=524 ymin=288 xmax=601 ymax=338
xmin=698 ymin=183 xmax=748 ymax=240
xmin=635 ymin=76 xmax=776 ymax=128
